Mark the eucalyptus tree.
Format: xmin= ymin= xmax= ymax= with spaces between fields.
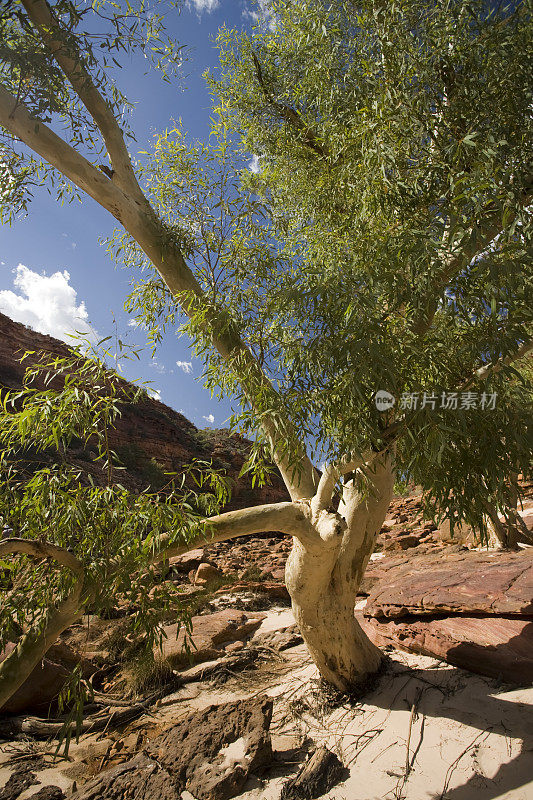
xmin=0 ymin=0 xmax=531 ymax=694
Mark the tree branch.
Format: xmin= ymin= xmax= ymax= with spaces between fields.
xmin=311 ymin=451 xmax=374 ymax=515
xmin=0 ymin=581 xmax=83 ymax=711
xmin=251 ymin=51 xmax=328 ymax=158
xmin=412 ymin=186 xmax=533 ymax=336
xmin=459 ymin=337 xmax=533 ymax=391
xmin=0 ymin=82 xmax=135 ymax=221
xmin=336 ymin=451 xmax=395 ymax=576
xmin=20 ymin=0 xmax=142 ymax=198
xmin=152 ymin=501 xmax=320 ymax=562
xmin=0 ymin=537 xmax=84 ymax=575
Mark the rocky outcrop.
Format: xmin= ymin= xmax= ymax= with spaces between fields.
xmin=362 ymin=550 xmax=533 ymax=684
xmin=362 ymin=616 xmax=533 ymax=684
xmin=0 ymin=758 xmax=65 ymax=800
xmin=0 ymin=312 xmax=288 ymax=510
xmin=70 ymin=697 xmax=274 ymax=800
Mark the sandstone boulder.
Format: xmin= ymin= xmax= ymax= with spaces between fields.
xmin=68 ymin=754 xmax=177 ymax=800
xmin=362 ymin=616 xmax=533 ymax=685
xmin=361 ymin=549 xmax=533 ymax=684
xmin=253 ymin=623 xmax=303 ymax=652
xmin=215 ymin=581 xmax=290 ymax=603
xmin=195 ymin=563 xmax=224 ymax=584
xmin=168 ymin=548 xmax=206 ymax=573
xmin=158 ymin=609 xmax=266 ymax=667
xmin=365 ymin=550 xmax=533 ymax=618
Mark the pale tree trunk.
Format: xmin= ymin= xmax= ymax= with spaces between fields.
xmin=286 ymin=454 xmax=395 ymax=692
xmin=505 ymin=473 xmax=533 ymax=546
xmin=484 ymin=504 xmax=532 ymax=550
xmin=484 ymin=502 xmax=514 ymax=549
xmin=483 ymin=494 xmax=533 ymax=550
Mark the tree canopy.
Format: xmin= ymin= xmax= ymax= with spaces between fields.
xmin=125 ymin=0 xmax=532 ymax=530
xmin=1 ymin=2 xmax=531 ymax=525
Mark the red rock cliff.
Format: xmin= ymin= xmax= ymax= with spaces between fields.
xmin=0 ymin=312 xmax=288 ymax=510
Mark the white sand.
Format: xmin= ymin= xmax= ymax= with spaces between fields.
xmin=1 ymin=607 xmax=531 ymax=800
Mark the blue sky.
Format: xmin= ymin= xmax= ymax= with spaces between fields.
xmin=0 ymin=1 xmax=267 ymax=429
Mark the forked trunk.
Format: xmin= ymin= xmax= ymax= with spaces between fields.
xmin=285 ymin=455 xmax=394 ymax=693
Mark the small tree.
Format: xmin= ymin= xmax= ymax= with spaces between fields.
xmin=0 ymin=0 xmax=531 ymax=693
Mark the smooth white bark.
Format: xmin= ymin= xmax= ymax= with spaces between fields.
xmin=0 ymin=538 xmax=84 ymax=575
xmin=287 ymin=454 xmax=395 ymax=690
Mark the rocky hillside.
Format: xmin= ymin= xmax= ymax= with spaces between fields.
xmin=0 ymin=312 xmax=288 ymax=511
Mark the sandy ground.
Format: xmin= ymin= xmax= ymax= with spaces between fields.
xmin=0 ymin=607 xmax=531 ymax=800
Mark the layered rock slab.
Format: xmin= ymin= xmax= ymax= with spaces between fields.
xmin=365 ymin=550 xmax=533 ymax=618
xmin=362 ymin=616 xmax=533 ymax=684
xmin=362 ymin=550 xmax=533 ymax=684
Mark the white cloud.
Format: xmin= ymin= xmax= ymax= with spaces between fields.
xmin=148 ymin=388 xmax=161 ymax=401
xmin=127 ymin=317 xmax=149 ymax=331
xmin=248 ymin=154 xmax=261 ymax=173
xmin=151 ymin=360 xmax=166 ymax=374
xmin=188 ymin=0 xmax=219 ymax=12
xmin=203 ymin=413 xmax=215 ymax=424
xmin=0 ymin=264 xmax=97 ymax=344
xmin=243 ymin=0 xmax=277 ymax=30
xmin=176 ymin=360 xmax=193 ymax=374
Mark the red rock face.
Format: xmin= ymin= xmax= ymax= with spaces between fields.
xmin=0 ymin=312 xmax=288 ymax=510
xmin=362 ymin=550 xmax=533 ymax=685
xmin=364 ymin=550 xmax=533 ymax=618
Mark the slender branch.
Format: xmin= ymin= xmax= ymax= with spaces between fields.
xmin=412 ymin=187 xmax=532 ymax=336
xmin=459 ymin=337 xmax=533 ymax=391
xmin=20 ymin=0 xmax=141 ymax=197
xmin=0 ymin=82 xmax=135 ymax=221
xmin=0 ymin=537 xmax=84 ymax=575
xmin=251 ymin=52 xmax=328 ymax=158
xmin=151 ymin=501 xmax=320 ymax=563
xmin=312 ymin=451 xmax=374 ymax=515
xmin=0 ymin=581 xmax=84 ymax=711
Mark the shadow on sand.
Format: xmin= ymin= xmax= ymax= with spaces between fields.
xmin=367 ymin=653 xmax=532 ymax=800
